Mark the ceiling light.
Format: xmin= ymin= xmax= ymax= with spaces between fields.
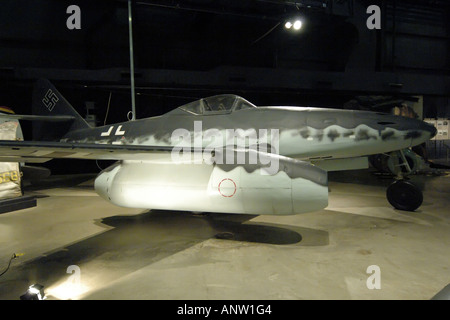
xmin=283 ymin=18 xmax=304 ymax=32
xmin=293 ymin=20 xmax=302 ymax=30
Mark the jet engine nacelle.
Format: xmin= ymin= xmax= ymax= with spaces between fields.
xmin=94 ymin=159 xmax=328 ymax=215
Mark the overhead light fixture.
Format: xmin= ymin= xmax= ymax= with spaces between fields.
xmin=284 ymin=18 xmax=303 ymax=32
xmin=293 ymin=20 xmax=302 ymax=30
xmin=20 ymin=284 xmax=46 ymax=300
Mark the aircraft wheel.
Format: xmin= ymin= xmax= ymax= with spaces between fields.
xmin=386 ymin=180 xmax=423 ymax=211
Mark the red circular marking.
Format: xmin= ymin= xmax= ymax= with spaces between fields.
xmin=218 ymin=178 xmax=237 ymax=198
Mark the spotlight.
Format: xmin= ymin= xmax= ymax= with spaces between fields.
xmin=284 ymin=19 xmax=303 ymax=32
xmin=293 ymin=20 xmax=302 ymax=30
xmin=20 ymin=284 xmax=45 ymax=300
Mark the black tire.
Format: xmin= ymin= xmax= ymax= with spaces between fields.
xmin=386 ymin=180 xmax=423 ymax=211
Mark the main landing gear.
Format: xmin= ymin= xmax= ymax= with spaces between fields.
xmin=385 ymin=150 xmax=423 ymax=211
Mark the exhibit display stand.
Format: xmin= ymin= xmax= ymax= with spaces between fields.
xmin=424 ymin=118 xmax=450 ymax=163
xmin=0 ymin=110 xmax=36 ymax=214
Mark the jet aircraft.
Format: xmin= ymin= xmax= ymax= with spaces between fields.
xmin=0 ymin=79 xmax=437 ymax=214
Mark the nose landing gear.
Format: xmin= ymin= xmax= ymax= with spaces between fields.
xmin=385 ymin=150 xmax=423 ymax=211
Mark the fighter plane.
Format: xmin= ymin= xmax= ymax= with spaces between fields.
xmin=0 ymin=79 xmax=437 ymax=214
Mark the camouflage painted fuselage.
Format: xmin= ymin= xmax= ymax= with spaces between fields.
xmin=62 ymin=104 xmax=436 ymax=161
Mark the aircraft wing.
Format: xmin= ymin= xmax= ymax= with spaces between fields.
xmin=0 ymin=140 xmax=329 ymax=215
xmin=0 ymin=139 xmax=327 ymax=183
xmin=0 ymin=140 xmax=176 ymax=163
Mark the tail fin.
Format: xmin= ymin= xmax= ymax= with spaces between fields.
xmin=32 ymin=79 xmax=91 ymax=141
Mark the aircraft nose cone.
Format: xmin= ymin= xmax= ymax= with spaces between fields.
xmin=371 ymin=114 xmax=437 ymax=146
xmin=402 ymin=118 xmax=437 ymax=145
xmin=423 ymin=121 xmax=437 ymax=139
xmin=413 ymin=119 xmax=437 ymax=139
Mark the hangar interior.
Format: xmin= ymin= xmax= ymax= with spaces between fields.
xmin=0 ymin=0 xmax=449 ymax=300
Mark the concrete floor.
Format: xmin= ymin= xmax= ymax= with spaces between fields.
xmin=0 ymin=169 xmax=449 ymax=300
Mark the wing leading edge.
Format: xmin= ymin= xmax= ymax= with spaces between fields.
xmin=0 ymin=140 xmax=175 ymax=163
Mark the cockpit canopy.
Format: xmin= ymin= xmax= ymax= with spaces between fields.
xmin=178 ymin=94 xmax=256 ymax=115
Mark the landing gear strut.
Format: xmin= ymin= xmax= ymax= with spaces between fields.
xmin=385 ymin=150 xmax=423 ymax=211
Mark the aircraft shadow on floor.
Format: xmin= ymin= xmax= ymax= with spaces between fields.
xmin=0 ymin=210 xmax=328 ymax=299
xmin=98 ymin=210 xmax=329 ymax=246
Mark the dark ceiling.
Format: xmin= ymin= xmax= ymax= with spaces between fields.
xmin=1 ymin=0 xmax=361 ymax=70
xmin=0 ymin=0 xmax=449 ymax=121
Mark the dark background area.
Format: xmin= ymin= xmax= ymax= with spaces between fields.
xmin=0 ymin=0 xmax=449 ymax=173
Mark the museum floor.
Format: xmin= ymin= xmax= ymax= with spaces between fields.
xmin=0 ymin=169 xmax=449 ymax=300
